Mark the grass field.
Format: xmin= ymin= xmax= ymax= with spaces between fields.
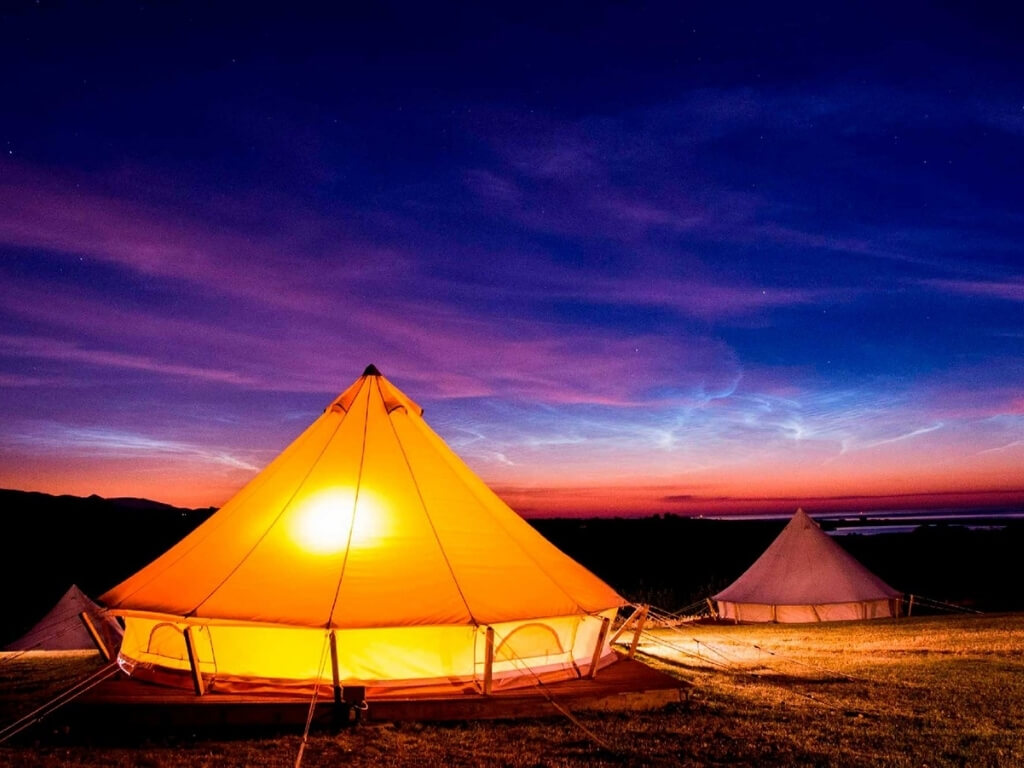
xmin=1 ymin=613 xmax=1022 ymax=767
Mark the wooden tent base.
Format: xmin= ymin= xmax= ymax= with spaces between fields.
xmin=59 ymin=656 xmax=686 ymax=733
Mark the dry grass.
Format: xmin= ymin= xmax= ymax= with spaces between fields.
xmin=2 ymin=614 xmax=1023 ymax=767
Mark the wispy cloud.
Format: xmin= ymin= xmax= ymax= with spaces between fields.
xmin=923 ymin=278 xmax=1024 ymax=302
xmin=7 ymin=422 xmax=260 ymax=470
xmin=0 ymin=334 xmax=260 ymax=386
xmin=0 ymin=164 xmax=406 ymax=317
xmin=976 ymin=439 xmax=1024 ymax=455
xmin=835 ymin=422 xmax=946 ymax=456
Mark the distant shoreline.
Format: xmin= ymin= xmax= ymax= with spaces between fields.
xmin=696 ymin=506 xmax=1024 ymax=522
xmin=694 ymin=506 xmax=1024 ymax=536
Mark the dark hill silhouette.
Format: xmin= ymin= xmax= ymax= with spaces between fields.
xmin=0 ymin=489 xmax=215 ymax=645
xmin=1 ymin=488 xmax=1021 ymax=646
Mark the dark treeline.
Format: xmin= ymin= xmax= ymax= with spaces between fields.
xmin=2 ymin=489 xmax=1022 ymax=645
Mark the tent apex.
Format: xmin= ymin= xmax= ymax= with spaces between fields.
xmin=363 ymin=364 xmax=382 ymax=377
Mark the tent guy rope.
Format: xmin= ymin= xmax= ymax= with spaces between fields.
xmin=0 ymin=661 xmax=119 ymax=744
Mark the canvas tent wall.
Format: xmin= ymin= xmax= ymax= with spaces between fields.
xmin=4 ymin=584 xmax=123 ymax=655
xmin=101 ymin=365 xmax=626 ymax=695
xmin=712 ymin=508 xmax=902 ymax=623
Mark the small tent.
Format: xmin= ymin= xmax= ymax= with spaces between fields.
xmin=101 ymin=365 xmax=626 ymax=695
xmin=712 ymin=508 xmax=902 ymax=623
xmin=4 ymin=584 xmax=123 ymax=655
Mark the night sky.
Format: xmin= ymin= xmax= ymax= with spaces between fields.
xmin=1 ymin=3 xmax=1021 ymax=516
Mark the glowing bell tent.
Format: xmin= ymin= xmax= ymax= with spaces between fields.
xmin=101 ymin=365 xmax=626 ymax=695
xmin=712 ymin=508 xmax=902 ymax=623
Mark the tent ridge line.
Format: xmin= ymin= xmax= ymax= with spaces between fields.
xmin=324 ymin=378 xmax=375 ymax=628
xmin=380 ymin=379 xmax=478 ymax=625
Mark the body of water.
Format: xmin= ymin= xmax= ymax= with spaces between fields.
xmin=701 ymin=508 xmax=1024 ymax=535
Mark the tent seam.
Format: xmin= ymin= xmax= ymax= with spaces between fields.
xmin=378 ymin=377 xmax=479 ymax=626
xmin=185 ymin=385 xmax=362 ymax=618
xmin=399 ymin=401 xmax=598 ymax=618
xmin=106 ymin=414 xmax=341 ymax=609
xmin=325 ymin=383 xmax=373 ymax=628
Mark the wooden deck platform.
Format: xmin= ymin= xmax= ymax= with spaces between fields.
xmin=60 ymin=656 xmax=687 ymax=733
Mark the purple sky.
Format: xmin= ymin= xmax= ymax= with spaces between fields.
xmin=1 ymin=3 xmax=1022 ymax=515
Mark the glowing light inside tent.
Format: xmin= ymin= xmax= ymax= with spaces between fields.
xmin=290 ymin=488 xmax=389 ymax=554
